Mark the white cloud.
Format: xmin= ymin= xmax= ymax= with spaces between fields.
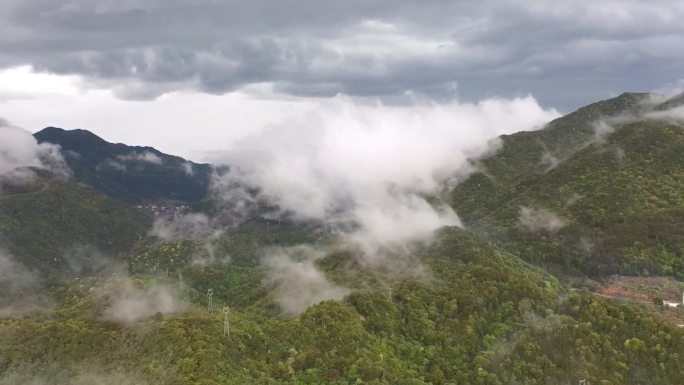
xmin=117 ymin=150 xmax=163 ymax=165
xmin=0 ymin=250 xmax=50 ymax=317
xmin=646 ymin=105 xmax=684 ymax=124
xmin=211 ymin=95 xmax=558 ymax=256
xmin=98 ymin=278 xmax=187 ymax=323
xmin=181 ymin=162 xmax=194 ymax=175
xmin=149 ymin=212 xmax=221 ymax=241
xmin=149 ymin=212 xmax=226 ymax=265
xmin=0 ymin=65 xmax=82 ymax=100
xmin=263 ymin=246 xmax=350 ymax=316
xmin=0 ymin=119 xmax=68 ymax=187
xmin=96 ymin=158 xmax=126 ymax=172
xmin=539 ymin=151 xmax=560 ymax=172
xmin=0 ymin=67 xmax=315 ymax=161
xmin=0 ymin=66 xmax=559 ymax=274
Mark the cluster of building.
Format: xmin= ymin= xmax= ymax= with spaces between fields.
xmin=135 ymin=203 xmax=190 ymax=217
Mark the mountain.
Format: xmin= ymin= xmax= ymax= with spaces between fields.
xmin=1 ymin=94 xmax=684 ymax=384
xmin=0 ymin=174 xmax=151 ymax=277
xmin=3 ymin=226 xmax=683 ymax=385
xmin=34 ymin=127 xmax=212 ymax=204
xmin=450 ymin=92 xmax=684 ymax=278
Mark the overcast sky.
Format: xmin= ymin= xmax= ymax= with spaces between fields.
xmin=0 ymin=0 xmax=683 ymax=159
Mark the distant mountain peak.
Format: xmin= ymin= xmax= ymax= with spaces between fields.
xmin=34 ymin=127 xmax=212 ymax=204
xmin=38 ymin=126 xmax=65 ymax=133
xmin=36 ymin=127 xmax=131 ymax=146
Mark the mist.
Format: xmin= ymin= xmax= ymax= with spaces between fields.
xmin=150 ymin=212 xmax=219 ymax=241
xmin=57 ymin=248 xmax=188 ymax=323
xmin=117 ymin=151 xmax=163 ymax=165
xmin=0 ymin=119 xmax=68 ymax=188
xmin=211 ymin=96 xmax=559 ymax=257
xmin=62 ymin=246 xmax=127 ymax=279
xmin=0 ymin=251 xmax=50 ymax=317
xmin=263 ymin=245 xmax=350 ymax=316
xmin=539 ymin=151 xmax=560 ymax=172
xmin=646 ymin=105 xmax=684 ymax=124
xmin=96 ymin=158 xmax=127 ymax=172
xmin=181 ymin=162 xmax=194 ymax=175
xmin=592 ymin=101 xmax=684 ymax=142
xmin=97 ymin=278 xmax=187 ymax=323
xmin=518 ymin=206 xmax=566 ymax=233
xmin=149 ymin=212 xmax=226 ymax=265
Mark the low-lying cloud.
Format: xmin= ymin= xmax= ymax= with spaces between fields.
xmin=96 ymin=158 xmax=127 ymax=172
xmin=118 ymin=151 xmax=163 ymax=165
xmin=591 ymin=96 xmax=684 ymax=141
xmin=0 ymin=251 xmax=50 ymax=317
xmin=263 ymin=246 xmax=350 ymax=316
xmin=211 ymin=96 xmax=558 ymax=257
xmin=646 ymin=105 xmax=684 ymax=125
xmin=149 ymin=212 xmax=226 ymax=265
xmin=62 ymin=246 xmax=127 ymax=279
xmin=0 ymin=119 xmax=68 ymax=188
xmin=150 ymin=212 xmax=219 ymax=241
xmin=94 ymin=151 xmax=164 ymax=173
xmin=97 ymin=278 xmax=187 ymax=323
xmin=518 ymin=206 xmax=566 ymax=233
xmin=539 ymin=150 xmax=560 ymax=173
xmin=181 ymin=162 xmax=194 ymax=175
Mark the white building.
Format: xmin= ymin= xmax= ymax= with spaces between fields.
xmin=662 ymin=292 xmax=684 ymax=308
xmin=663 ymin=300 xmax=680 ymax=308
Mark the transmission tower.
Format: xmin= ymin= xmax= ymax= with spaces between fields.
xmin=175 ymin=212 xmax=184 ymax=233
xmin=223 ymin=306 xmax=231 ymax=337
xmin=178 ymin=273 xmax=183 ymax=287
xmin=207 ymin=288 xmax=214 ymax=314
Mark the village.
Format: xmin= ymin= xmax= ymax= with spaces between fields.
xmin=135 ymin=203 xmax=191 ymax=217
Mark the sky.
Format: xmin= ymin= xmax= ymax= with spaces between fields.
xmin=0 ymin=0 xmax=683 ymax=159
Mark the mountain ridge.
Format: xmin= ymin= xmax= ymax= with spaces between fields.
xmin=450 ymin=91 xmax=684 ymax=278
xmin=34 ymin=127 xmax=213 ymax=204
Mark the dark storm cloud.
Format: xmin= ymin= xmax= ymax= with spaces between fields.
xmin=1 ymin=0 xmax=683 ymax=109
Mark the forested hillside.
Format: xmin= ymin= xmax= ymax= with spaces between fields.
xmin=0 ymin=175 xmax=151 ymax=277
xmin=2 ymin=227 xmax=682 ymax=385
xmin=451 ymin=92 xmax=684 ymax=278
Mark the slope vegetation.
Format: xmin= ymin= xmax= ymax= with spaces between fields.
xmin=0 ymin=176 xmax=151 ymax=276
xmin=451 ymin=93 xmax=684 ymax=277
xmin=2 ymin=227 xmax=682 ymax=385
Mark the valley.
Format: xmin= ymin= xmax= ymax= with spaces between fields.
xmin=1 ymin=92 xmax=684 ymax=384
